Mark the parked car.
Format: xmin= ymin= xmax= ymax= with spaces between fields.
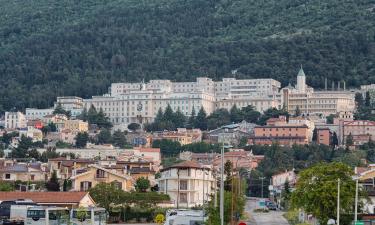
xmin=266 ymin=201 xmax=277 ymax=210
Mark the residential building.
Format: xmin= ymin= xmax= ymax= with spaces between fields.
xmin=19 ymin=126 xmax=43 ymax=142
xmin=354 ymin=165 xmax=375 ymax=214
xmin=271 ymin=170 xmax=297 ymax=190
xmin=342 ymin=120 xmax=375 ymax=147
xmin=27 ymin=119 xmax=44 ymax=129
xmin=48 ymin=157 xmax=95 ymax=180
xmin=42 ymin=114 xmax=68 ymax=131
xmin=39 ymin=145 xmax=122 ymax=160
xmin=5 ymin=112 xmax=27 ymax=129
xmin=25 ymin=108 xmax=54 ymax=120
xmin=0 ymin=162 xmax=49 ymax=182
xmin=316 ymin=128 xmax=331 ymax=146
xmin=179 ymin=152 xmax=219 ymax=165
xmin=212 ymin=149 xmax=263 ymax=170
xmin=55 ymin=96 xmax=84 ymax=118
xmin=64 ymin=119 xmax=88 ymax=132
xmin=0 ymin=192 xmax=95 ymax=208
xmin=249 ymin=116 xmax=310 ymax=146
xmin=207 ymin=122 xmax=256 ymax=147
xmin=152 ymin=129 xmax=202 ymax=145
xmin=70 ymin=164 xmax=133 ymax=191
xmin=158 ymin=161 xmax=215 ymax=208
xmin=59 ymin=129 xmax=77 ymax=144
xmin=282 ymin=67 xmax=355 ymax=116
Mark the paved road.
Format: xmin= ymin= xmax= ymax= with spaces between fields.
xmin=246 ymin=198 xmax=289 ymax=225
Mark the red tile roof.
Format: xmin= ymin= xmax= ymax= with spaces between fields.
xmin=135 ymin=147 xmax=160 ymax=153
xmin=0 ymin=192 xmax=92 ymax=204
xmin=161 ymin=161 xmax=203 ymax=172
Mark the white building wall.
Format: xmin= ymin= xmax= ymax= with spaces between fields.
xmin=5 ymin=112 xmax=27 ymax=129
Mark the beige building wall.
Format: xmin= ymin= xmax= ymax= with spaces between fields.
xmin=64 ymin=120 xmax=88 ymax=132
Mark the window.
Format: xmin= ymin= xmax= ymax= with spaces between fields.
xmin=96 ymin=169 xmax=106 ymax=178
xmin=180 ymin=193 xmax=188 ymax=203
xmin=5 ymin=174 xmax=10 ymax=179
xmin=180 ymin=180 xmax=188 ymax=190
xmin=80 ymin=181 xmax=92 ymax=191
xmin=30 ymin=175 xmax=35 ymax=181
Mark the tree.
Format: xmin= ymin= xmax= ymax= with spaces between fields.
xmin=194 ymin=107 xmax=208 ymax=130
xmin=346 ymin=133 xmax=354 ymax=147
xmin=172 ymin=108 xmax=186 ymax=128
xmin=187 ymin=108 xmax=196 ymax=128
xmin=45 ymin=170 xmax=60 ymax=191
xmin=0 ymin=182 xmax=13 ymax=191
xmin=12 ymin=135 xmax=33 ymax=158
xmin=294 ymin=106 xmax=301 ymax=116
xmin=128 ymin=123 xmax=141 ymax=132
xmin=75 ymin=132 xmax=89 ymax=148
xmin=230 ymin=104 xmax=242 ymax=123
xmin=281 ymin=180 xmax=291 ymax=209
xmin=112 ymin=130 xmax=128 ymax=148
xmin=224 ymin=160 xmax=233 ymax=191
xmin=89 ymin=183 xmax=123 ymax=210
xmin=312 ymin=128 xmax=317 ymax=142
xmin=241 ymin=105 xmax=260 ymax=123
xmin=53 ymin=103 xmax=71 ymax=118
xmin=365 ymin=91 xmax=371 ymax=107
xmin=326 ymin=114 xmax=335 ymax=124
xmin=331 ymin=132 xmax=339 ymax=147
xmin=135 ymin=177 xmax=151 ymax=192
xmin=163 ymin=104 xmax=174 ymax=122
xmin=355 ymin=92 xmax=364 ymax=107
xmin=97 ymin=128 xmax=112 ymax=144
xmin=291 ymin=162 xmax=356 ymax=225
xmin=28 ymin=149 xmax=41 ymax=159
xmin=152 ymin=139 xmax=181 ymax=156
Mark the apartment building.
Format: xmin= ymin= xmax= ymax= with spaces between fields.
xmin=249 ymin=116 xmax=310 ymax=146
xmin=25 ymin=108 xmax=54 ymax=120
xmin=64 ymin=119 xmax=88 ymax=133
xmin=158 ymin=161 xmax=215 ymax=208
xmin=83 ymin=77 xmax=281 ymax=127
xmin=342 ymin=120 xmax=375 ymax=147
xmin=282 ymin=67 xmax=355 ymax=116
xmin=4 ymin=112 xmax=27 ymax=129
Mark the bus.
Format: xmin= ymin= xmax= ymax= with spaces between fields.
xmin=164 ymin=209 xmax=206 ymax=225
xmin=25 ymin=206 xmax=70 ymax=225
xmin=70 ymin=207 xmax=107 ymax=225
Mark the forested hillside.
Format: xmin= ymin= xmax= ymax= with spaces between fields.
xmin=0 ymin=0 xmax=374 ymax=112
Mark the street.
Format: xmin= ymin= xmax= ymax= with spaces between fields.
xmin=246 ymin=198 xmax=290 ymax=225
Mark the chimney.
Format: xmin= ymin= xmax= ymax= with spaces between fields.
xmin=337 ymin=81 xmax=340 ymax=90
xmin=332 ymin=81 xmax=335 ymax=91
xmin=343 ymin=81 xmax=346 ymax=90
xmin=325 ymin=78 xmax=327 ymax=90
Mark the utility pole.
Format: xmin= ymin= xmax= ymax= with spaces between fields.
xmin=354 ymin=178 xmax=359 ymax=222
xmin=220 ymin=142 xmax=224 ymax=225
xmin=337 ymin=178 xmax=340 ymax=225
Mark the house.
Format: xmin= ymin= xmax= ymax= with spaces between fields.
xmin=64 ymin=119 xmax=88 ymax=133
xmin=0 ymin=162 xmax=50 ymax=182
xmin=48 ymin=157 xmax=95 ymax=180
xmin=70 ymin=164 xmax=133 ymax=192
xmin=0 ymin=192 xmax=95 ymax=208
xmin=207 ymin=123 xmax=253 ymax=147
xmin=42 ymin=114 xmax=68 ymax=131
xmin=158 ymin=161 xmax=215 ymax=208
xmin=152 ymin=129 xmax=202 ymax=145
xmin=355 ymin=165 xmax=375 ymax=213
xmin=19 ymin=126 xmax=43 ymax=142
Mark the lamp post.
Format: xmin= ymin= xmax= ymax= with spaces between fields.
xmin=220 ymin=141 xmax=224 ymax=225
xmin=354 ymin=177 xmax=359 ymax=223
xmin=337 ymin=178 xmax=340 ymax=225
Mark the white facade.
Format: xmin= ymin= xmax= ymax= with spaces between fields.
xmin=25 ymin=108 xmax=54 ymax=120
xmin=282 ymin=68 xmax=355 ymax=116
xmin=158 ymin=162 xmax=215 ymax=208
xmin=84 ymin=77 xmax=280 ymax=126
xmin=5 ymin=112 xmax=27 ymax=129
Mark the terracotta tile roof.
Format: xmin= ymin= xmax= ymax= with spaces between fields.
xmin=134 ymin=147 xmax=160 ymax=153
xmin=161 ymin=161 xmax=204 ymax=172
xmin=0 ymin=192 xmax=91 ymax=204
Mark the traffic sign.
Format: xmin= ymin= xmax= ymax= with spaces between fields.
xmin=355 ymin=221 xmax=364 ymax=225
xmin=238 ymin=222 xmax=246 ymax=225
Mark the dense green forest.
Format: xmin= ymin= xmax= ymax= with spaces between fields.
xmin=0 ymin=0 xmax=374 ymax=113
